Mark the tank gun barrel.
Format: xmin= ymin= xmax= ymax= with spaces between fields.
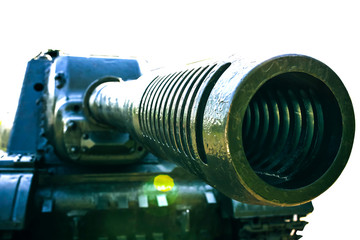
xmin=84 ymin=55 xmax=355 ymax=206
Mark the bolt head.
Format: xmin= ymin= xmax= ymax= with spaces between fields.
xmin=55 ymin=72 xmax=66 ymax=89
xmin=70 ymin=146 xmax=78 ymax=153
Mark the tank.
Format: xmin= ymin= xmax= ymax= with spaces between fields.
xmin=0 ymin=50 xmax=355 ymax=240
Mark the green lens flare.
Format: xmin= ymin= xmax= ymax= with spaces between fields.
xmin=153 ymin=175 xmax=175 ymax=192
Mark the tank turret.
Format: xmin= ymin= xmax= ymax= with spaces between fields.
xmin=0 ymin=51 xmax=354 ymax=239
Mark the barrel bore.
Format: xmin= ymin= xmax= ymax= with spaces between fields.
xmin=242 ymin=72 xmax=342 ymax=189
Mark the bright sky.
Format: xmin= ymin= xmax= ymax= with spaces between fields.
xmin=1 ymin=1 xmax=359 ymax=239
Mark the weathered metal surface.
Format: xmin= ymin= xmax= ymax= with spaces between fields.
xmin=85 ymin=55 xmax=355 ymax=206
xmin=47 ymin=54 xmax=146 ymax=164
xmin=232 ymin=200 xmax=313 ymax=218
xmin=30 ymin=169 xmax=224 ymax=240
xmin=0 ymin=173 xmax=33 ymax=230
xmin=0 ymin=51 xmax=354 ymax=239
xmin=7 ymin=55 xmax=52 ymax=155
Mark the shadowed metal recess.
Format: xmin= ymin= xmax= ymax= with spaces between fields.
xmin=242 ymin=73 xmax=342 ymax=189
xmin=86 ymin=55 xmax=355 ymax=206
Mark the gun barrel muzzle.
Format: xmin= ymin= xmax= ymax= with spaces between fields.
xmin=84 ymin=54 xmax=355 ymax=206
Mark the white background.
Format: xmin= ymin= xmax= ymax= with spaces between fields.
xmin=0 ymin=1 xmax=359 ymax=239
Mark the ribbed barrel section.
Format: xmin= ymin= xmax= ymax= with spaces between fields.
xmin=138 ymin=63 xmax=230 ymax=165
